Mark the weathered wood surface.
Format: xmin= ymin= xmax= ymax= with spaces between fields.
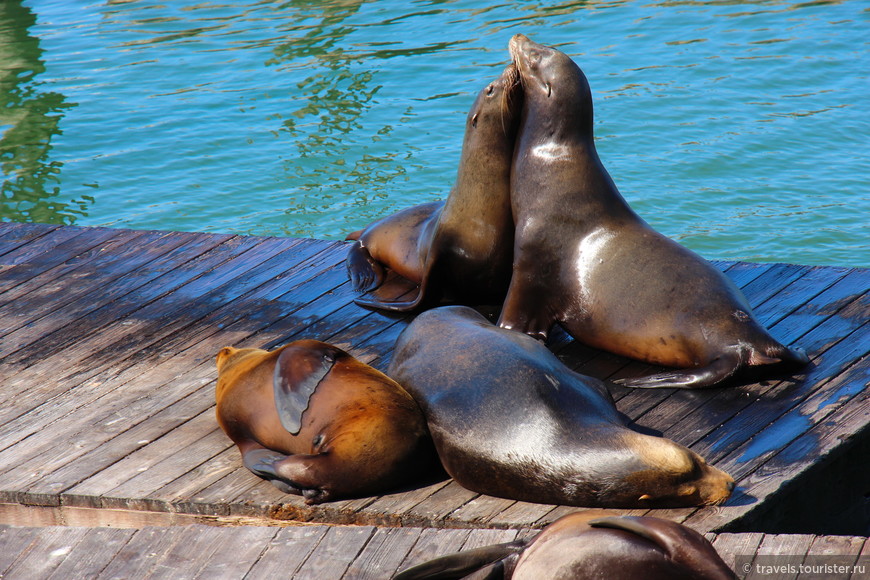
xmin=0 ymin=524 xmax=867 ymax=580
xmin=0 ymin=222 xmax=867 ymax=534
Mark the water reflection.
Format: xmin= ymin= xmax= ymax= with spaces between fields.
xmin=269 ymin=0 xmax=411 ymax=234
xmin=0 ymin=0 xmax=87 ymax=224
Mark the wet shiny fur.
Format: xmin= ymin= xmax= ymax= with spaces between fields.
xmin=388 ymin=306 xmax=734 ymax=508
xmin=215 ymin=340 xmax=432 ymax=504
xmin=498 ymin=34 xmax=808 ymax=388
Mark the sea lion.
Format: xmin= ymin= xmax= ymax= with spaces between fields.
xmin=387 ymin=306 xmax=734 ymax=508
xmin=498 ymin=34 xmax=808 ymax=388
xmin=215 ymin=340 xmax=432 ymax=504
xmin=393 ymin=512 xmax=737 ymax=579
xmin=345 ymin=63 xmax=522 ymax=311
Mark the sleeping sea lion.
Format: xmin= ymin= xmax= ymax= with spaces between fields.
xmin=393 ymin=512 xmax=737 ymax=579
xmin=215 ymin=340 xmax=432 ymax=504
xmin=387 ymin=306 xmax=734 ymax=508
xmin=346 ymin=63 xmax=522 ymax=311
xmin=498 ymin=34 xmax=808 ymax=388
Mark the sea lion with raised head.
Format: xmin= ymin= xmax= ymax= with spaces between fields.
xmin=498 ymin=34 xmax=808 ymax=388
xmin=346 ymin=63 xmax=522 ymax=311
xmin=393 ymin=512 xmax=737 ymax=579
xmin=387 ymin=306 xmax=735 ymax=508
xmin=215 ymin=340 xmax=433 ymax=504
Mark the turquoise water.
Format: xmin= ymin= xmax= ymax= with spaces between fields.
xmin=1 ymin=0 xmax=867 ymax=266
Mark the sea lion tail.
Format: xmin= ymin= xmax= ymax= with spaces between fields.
xmin=392 ymin=540 xmax=527 ymax=580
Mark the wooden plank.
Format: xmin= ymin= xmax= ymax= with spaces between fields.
xmin=393 ymin=527 xmax=472 ymax=573
xmin=44 ymin=527 xmax=136 ymax=580
xmin=0 ymin=238 xmax=316 ymax=478
xmin=687 ymin=358 xmax=869 ymax=533
xmin=745 ymin=534 xmax=817 ymax=580
xmin=0 ymin=223 xmax=59 ymax=256
xmin=0 ymin=225 xmax=93 ymax=279
xmin=399 ymin=480 xmax=479 ymax=527
xmin=149 ymin=445 xmax=241 ymax=514
xmin=461 ymin=527 xmax=521 ymax=550
xmin=712 ymin=532 xmax=765 ymax=578
xmin=342 ymin=527 xmax=424 ymax=580
xmin=0 ymin=227 xmax=136 ymax=310
xmin=796 ymin=535 xmax=867 ymax=580
xmin=69 ymin=410 xmax=224 ymax=506
xmin=635 ymin=270 xmax=869 ymax=460
xmin=0 ymin=526 xmax=89 ymax=579
xmin=851 ymin=540 xmax=870 ymax=580
xmin=446 ymin=495 xmax=517 ymax=527
xmin=192 ymin=525 xmax=279 ymax=579
xmin=96 ymin=526 xmax=188 ymax=579
xmin=0 ymin=230 xmax=194 ymax=355
xmin=0 ymin=244 xmax=344 ymax=488
xmin=245 ymin=526 xmax=330 ymax=579
xmin=0 ymin=526 xmax=40 ymax=575
xmin=354 ymin=479 xmax=453 ymax=527
xmin=293 ymin=525 xmax=376 ymax=580
xmin=0 ymin=232 xmax=262 ymax=377
xmin=0 ymin=230 xmax=233 ymax=379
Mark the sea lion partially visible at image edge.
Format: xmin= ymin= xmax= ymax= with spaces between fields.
xmin=215 ymin=340 xmax=433 ymax=504
xmin=345 ymin=63 xmax=523 ymax=311
xmin=498 ymin=34 xmax=808 ymax=388
xmin=393 ymin=512 xmax=737 ymax=579
xmin=387 ymin=306 xmax=734 ymax=509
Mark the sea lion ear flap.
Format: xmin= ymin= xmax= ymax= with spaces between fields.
xmin=274 ymin=345 xmax=338 ymax=435
xmin=392 ymin=540 xmax=526 ymax=580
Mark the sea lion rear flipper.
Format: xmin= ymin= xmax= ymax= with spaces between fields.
xmin=392 ymin=541 xmax=526 ymax=580
xmin=614 ymin=353 xmax=740 ymax=389
xmin=354 ymin=271 xmax=433 ymax=313
xmin=274 ymin=345 xmax=337 ymax=434
xmin=588 ymin=516 xmax=737 ymax=579
xmin=346 ymin=241 xmax=387 ymax=292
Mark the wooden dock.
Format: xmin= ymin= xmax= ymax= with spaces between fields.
xmin=0 ymin=222 xmax=868 ymax=542
xmin=0 ymin=523 xmax=868 ymax=579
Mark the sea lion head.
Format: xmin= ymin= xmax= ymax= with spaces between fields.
xmin=466 ymin=62 xmax=524 ymax=139
xmin=508 ymin=33 xmax=593 ymax=137
xmin=619 ymin=432 xmax=735 ymax=507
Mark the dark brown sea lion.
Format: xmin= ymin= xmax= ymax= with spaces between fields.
xmin=393 ymin=512 xmax=737 ymax=579
xmin=387 ymin=306 xmax=734 ymax=508
xmin=345 ymin=63 xmax=522 ymax=311
xmin=215 ymin=340 xmax=432 ymax=504
xmin=498 ymin=34 xmax=808 ymax=388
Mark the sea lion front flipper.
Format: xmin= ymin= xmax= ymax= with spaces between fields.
xmin=614 ymin=353 xmax=740 ymax=389
xmin=497 ymin=281 xmax=554 ymax=342
xmin=274 ymin=345 xmax=337 ymax=435
xmin=242 ymin=448 xmax=334 ymax=503
xmin=346 ymin=241 xmax=387 ymax=292
xmin=242 ymin=448 xmax=304 ymax=495
xmin=392 ymin=541 xmax=526 ymax=580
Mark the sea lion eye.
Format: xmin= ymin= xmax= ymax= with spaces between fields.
xmin=312 ymin=434 xmax=324 ymax=448
xmin=487 ymin=84 xmax=495 ymax=95
xmin=471 ymin=113 xmax=478 ymax=127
